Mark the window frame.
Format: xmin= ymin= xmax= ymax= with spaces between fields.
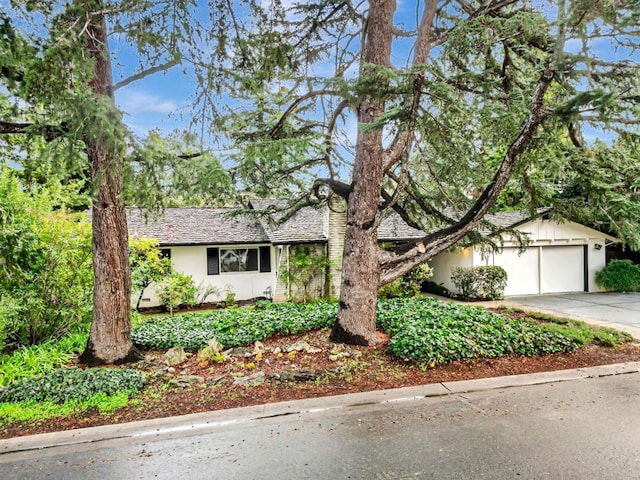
xmin=207 ymin=245 xmax=271 ymax=275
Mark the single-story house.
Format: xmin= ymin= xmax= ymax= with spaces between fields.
xmin=127 ymin=202 xmax=615 ymax=307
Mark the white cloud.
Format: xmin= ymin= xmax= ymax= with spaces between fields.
xmin=115 ymin=88 xmax=181 ymax=115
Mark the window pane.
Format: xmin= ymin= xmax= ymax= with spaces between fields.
xmin=259 ymin=246 xmax=271 ymax=272
xmin=220 ymin=248 xmax=259 ymax=272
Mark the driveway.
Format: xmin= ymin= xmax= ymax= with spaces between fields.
xmin=507 ymin=292 xmax=640 ymax=335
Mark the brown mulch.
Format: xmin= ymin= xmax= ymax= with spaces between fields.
xmin=3 ymin=319 xmax=640 ymax=440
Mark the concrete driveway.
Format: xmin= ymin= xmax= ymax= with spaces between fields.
xmin=507 ymin=292 xmax=640 ymax=337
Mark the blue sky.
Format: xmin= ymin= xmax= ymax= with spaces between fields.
xmin=106 ymin=1 xmax=634 ymax=147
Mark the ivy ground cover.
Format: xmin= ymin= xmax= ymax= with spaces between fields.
xmin=132 ymin=297 xmax=626 ymax=366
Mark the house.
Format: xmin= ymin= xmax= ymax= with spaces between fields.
xmin=428 ymin=210 xmax=617 ymax=296
xmin=127 ymin=203 xmax=615 ymax=307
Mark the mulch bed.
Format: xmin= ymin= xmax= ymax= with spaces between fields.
xmin=3 ymin=322 xmax=640 ymax=440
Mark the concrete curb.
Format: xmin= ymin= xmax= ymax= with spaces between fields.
xmin=2 ymin=361 xmax=640 ymax=456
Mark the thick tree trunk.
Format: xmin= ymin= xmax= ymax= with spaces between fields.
xmin=330 ymin=0 xmax=395 ymax=345
xmin=79 ymin=3 xmax=142 ymax=365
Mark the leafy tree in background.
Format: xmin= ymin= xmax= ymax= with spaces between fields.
xmin=129 ymin=237 xmax=172 ymax=312
xmin=0 ymin=1 xmax=235 ymax=363
xmin=222 ymin=1 xmax=640 ymax=344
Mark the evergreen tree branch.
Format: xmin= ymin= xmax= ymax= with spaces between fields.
xmin=379 ymin=68 xmax=555 ymax=284
xmin=313 ymin=177 xmax=353 ymax=200
xmin=112 ymin=58 xmax=180 ymax=91
xmin=270 ymin=89 xmax=342 ymax=139
xmin=0 ymin=121 xmax=68 ymax=141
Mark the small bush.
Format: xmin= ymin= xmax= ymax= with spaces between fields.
xmin=379 ymin=264 xmax=433 ymax=299
xmin=376 ymin=298 xmax=584 ymax=365
xmin=0 ymin=332 xmax=88 ymax=387
xmin=595 ymin=259 xmax=640 ymax=292
xmin=157 ymin=272 xmax=198 ymax=314
xmin=451 ymin=266 xmax=507 ymax=300
xmin=0 ymin=367 xmax=146 ymax=404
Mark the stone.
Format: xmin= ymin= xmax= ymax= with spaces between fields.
xmin=208 ymin=338 xmax=224 ymax=354
xmin=169 ymin=375 xmax=205 ymax=388
xmin=207 ymin=376 xmax=229 ymax=387
xmin=226 ymin=347 xmax=252 ymax=357
xmin=164 ymin=346 xmax=188 ymax=366
xmin=285 ymin=341 xmax=322 ymax=353
xmin=232 ymin=372 xmax=266 ymax=386
xmin=273 ymin=369 xmax=318 ymax=382
xmin=252 ymin=341 xmax=266 ymax=355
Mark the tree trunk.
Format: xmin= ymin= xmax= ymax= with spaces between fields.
xmin=330 ymin=0 xmax=395 ymax=345
xmin=79 ymin=2 xmax=142 ymax=365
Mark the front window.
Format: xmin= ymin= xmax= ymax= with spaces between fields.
xmin=220 ymin=248 xmax=259 ymax=272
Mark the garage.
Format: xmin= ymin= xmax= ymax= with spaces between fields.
xmin=428 ymin=214 xmax=616 ymax=297
xmin=491 ymin=245 xmax=586 ymax=296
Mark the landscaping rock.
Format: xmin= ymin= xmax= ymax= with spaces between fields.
xmin=208 ymin=337 xmax=224 ymax=353
xmin=207 ymin=376 xmax=229 ymax=387
xmin=226 ymin=347 xmax=252 ymax=357
xmin=232 ymin=372 xmax=266 ymax=386
xmin=169 ymin=375 xmax=205 ymax=388
xmin=286 ymin=341 xmax=322 ymax=353
xmin=273 ymin=369 xmax=318 ymax=382
xmin=252 ymin=341 xmax=266 ymax=355
xmin=165 ymin=346 xmax=188 ymax=366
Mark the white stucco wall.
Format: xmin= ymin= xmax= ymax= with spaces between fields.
xmin=138 ymin=244 xmax=277 ymax=308
xmin=428 ymin=247 xmax=474 ymax=292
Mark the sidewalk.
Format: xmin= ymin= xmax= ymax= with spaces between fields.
xmin=2 ymin=361 xmax=640 ymax=455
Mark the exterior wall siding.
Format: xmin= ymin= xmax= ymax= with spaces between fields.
xmin=138 ymin=244 xmax=276 ymax=308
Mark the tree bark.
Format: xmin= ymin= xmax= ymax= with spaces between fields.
xmin=78 ymin=2 xmax=142 ymax=365
xmin=330 ymin=0 xmax=395 ymax=345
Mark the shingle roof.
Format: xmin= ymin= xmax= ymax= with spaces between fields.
xmin=378 ymin=214 xmax=425 ymax=241
xmin=248 ymin=199 xmax=327 ymax=244
xmin=127 ymin=208 xmax=270 ymax=246
xmin=124 ymin=204 xmax=550 ymax=247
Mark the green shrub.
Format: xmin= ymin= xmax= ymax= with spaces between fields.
xmin=132 ymin=301 xmax=338 ymax=351
xmin=376 ymin=297 xmax=584 ymax=365
xmin=0 ymin=170 xmax=93 ymax=348
xmin=157 ymin=272 xmax=198 ymax=315
xmin=595 ymin=259 xmax=640 ymax=292
xmin=0 ymin=367 xmax=146 ymax=404
xmin=379 ymin=264 xmax=433 ymax=299
xmin=451 ymin=266 xmax=508 ymax=299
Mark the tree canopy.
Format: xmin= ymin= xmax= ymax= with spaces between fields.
xmin=215 ymin=0 xmax=640 ymax=343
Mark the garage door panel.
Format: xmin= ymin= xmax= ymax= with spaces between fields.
xmin=492 ymin=248 xmax=539 ymax=296
xmin=541 ymin=246 xmax=584 ymax=294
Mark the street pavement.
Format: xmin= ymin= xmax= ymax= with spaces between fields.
xmin=2 ymin=366 xmax=640 ymax=480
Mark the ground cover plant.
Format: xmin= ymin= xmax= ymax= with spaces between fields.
xmin=131 ymin=301 xmax=338 ymax=351
xmin=132 ymin=298 xmax=617 ymax=365
xmin=1 ymin=297 xmax=638 ymax=437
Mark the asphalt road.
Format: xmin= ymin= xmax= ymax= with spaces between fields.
xmin=2 ymin=372 xmax=640 ymax=480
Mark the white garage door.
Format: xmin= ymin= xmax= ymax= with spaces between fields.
xmin=540 ymin=246 xmax=585 ymax=294
xmin=491 ymin=248 xmax=540 ymax=296
xmin=491 ymin=246 xmax=586 ymax=296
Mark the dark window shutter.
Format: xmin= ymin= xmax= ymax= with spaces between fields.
xmin=259 ymin=246 xmax=271 ymax=272
xmin=247 ymin=249 xmax=259 ymax=271
xmin=207 ymin=248 xmax=219 ymax=275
